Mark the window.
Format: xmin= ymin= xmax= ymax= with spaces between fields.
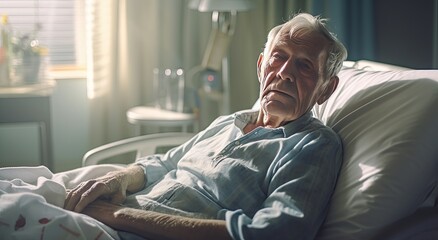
xmin=0 ymin=0 xmax=85 ymax=67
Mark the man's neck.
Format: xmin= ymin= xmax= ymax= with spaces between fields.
xmin=243 ymin=111 xmax=284 ymax=134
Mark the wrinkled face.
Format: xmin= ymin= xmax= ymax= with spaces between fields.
xmin=258 ymin=29 xmax=332 ymax=122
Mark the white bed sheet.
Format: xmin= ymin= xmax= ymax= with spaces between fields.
xmin=0 ymin=164 xmax=125 ymax=240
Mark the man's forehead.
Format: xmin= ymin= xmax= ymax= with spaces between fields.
xmin=273 ymin=30 xmax=329 ymax=59
xmin=277 ymin=29 xmax=329 ymax=48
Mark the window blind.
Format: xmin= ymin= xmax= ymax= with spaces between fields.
xmin=0 ymin=0 xmax=78 ymax=65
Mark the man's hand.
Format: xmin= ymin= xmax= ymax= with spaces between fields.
xmin=64 ymin=165 xmax=145 ymax=213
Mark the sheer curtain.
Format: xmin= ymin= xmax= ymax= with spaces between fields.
xmin=86 ymin=0 xmax=211 ymax=148
xmin=86 ymin=0 xmax=130 ymax=148
xmin=87 ymin=0 xmax=369 ymax=148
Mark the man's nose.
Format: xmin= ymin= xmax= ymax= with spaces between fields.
xmin=276 ymin=61 xmax=294 ymax=82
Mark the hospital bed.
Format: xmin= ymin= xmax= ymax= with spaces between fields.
xmin=81 ymin=60 xmax=438 ymax=239
xmin=1 ymin=60 xmax=436 ymax=239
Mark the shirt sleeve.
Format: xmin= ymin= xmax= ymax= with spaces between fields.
xmin=134 ymin=137 xmax=196 ymax=187
xmin=134 ymin=114 xmax=234 ymax=187
xmin=225 ymin=128 xmax=343 ymax=240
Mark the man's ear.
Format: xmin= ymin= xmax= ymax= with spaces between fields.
xmin=257 ymin=53 xmax=263 ymax=81
xmin=317 ymin=76 xmax=339 ymax=105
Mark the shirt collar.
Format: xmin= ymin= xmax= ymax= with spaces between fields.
xmin=233 ymin=110 xmax=313 ymax=137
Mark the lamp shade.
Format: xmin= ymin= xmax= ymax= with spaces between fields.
xmin=189 ymin=0 xmax=253 ymax=12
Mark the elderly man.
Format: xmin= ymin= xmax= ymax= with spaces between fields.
xmin=65 ymin=13 xmax=347 ymax=240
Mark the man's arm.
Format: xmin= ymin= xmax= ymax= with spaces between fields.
xmin=83 ymin=200 xmax=232 ymax=240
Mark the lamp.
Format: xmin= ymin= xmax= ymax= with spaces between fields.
xmin=189 ymin=0 xmax=253 ymax=114
xmin=189 ymin=0 xmax=253 ymax=12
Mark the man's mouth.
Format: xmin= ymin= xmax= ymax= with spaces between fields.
xmin=264 ymin=89 xmax=293 ymax=99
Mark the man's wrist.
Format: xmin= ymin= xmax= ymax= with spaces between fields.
xmin=125 ymin=165 xmax=146 ymax=193
xmin=112 ymin=207 xmax=155 ymax=236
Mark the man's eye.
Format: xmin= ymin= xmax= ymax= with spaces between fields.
xmin=272 ymin=54 xmax=282 ymax=60
xmin=297 ymin=61 xmax=313 ymax=73
xmin=269 ymin=53 xmax=285 ymax=65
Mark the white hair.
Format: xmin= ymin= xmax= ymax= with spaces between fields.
xmin=263 ymin=13 xmax=348 ymax=79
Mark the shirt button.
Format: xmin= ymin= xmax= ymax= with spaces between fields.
xmin=234 ymin=141 xmax=240 ymax=145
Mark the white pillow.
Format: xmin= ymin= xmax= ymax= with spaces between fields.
xmin=313 ymin=66 xmax=438 ymax=240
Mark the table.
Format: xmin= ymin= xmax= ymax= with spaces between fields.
xmin=127 ymin=106 xmax=197 ymax=135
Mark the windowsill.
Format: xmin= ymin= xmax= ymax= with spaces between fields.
xmin=48 ymin=65 xmax=87 ymax=80
xmin=0 ymin=65 xmax=88 ymax=97
xmin=0 ymin=80 xmax=56 ymax=97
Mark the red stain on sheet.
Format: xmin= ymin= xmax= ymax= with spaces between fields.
xmin=39 ymin=218 xmax=50 ymax=240
xmin=40 ymin=226 xmax=46 ymax=240
xmin=15 ymin=214 xmax=26 ymax=230
xmin=39 ymin=218 xmax=51 ymax=224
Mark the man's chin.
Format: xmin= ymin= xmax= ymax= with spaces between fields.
xmin=262 ymin=100 xmax=304 ymax=119
xmin=263 ymin=101 xmax=291 ymax=114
